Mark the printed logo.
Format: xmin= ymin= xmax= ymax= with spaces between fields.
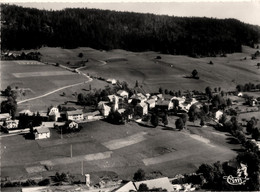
xmin=223 ymin=163 xmax=249 ymax=185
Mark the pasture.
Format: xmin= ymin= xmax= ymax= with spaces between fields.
xmin=1 ymin=120 xmax=238 ymax=182
xmin=1 ymin=60 xmax=87 ymax=101
xmin=17 ymin=45 xmax=259 ymax=93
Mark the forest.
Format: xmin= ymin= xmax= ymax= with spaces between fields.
xmin=1 ymin=4 xmax=260 ymax=56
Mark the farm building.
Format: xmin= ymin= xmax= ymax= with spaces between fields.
xmin=115 ymin=181 xmax=136 ymax=192
xmin=156 ymin=94 xmax=164 ymax=100
xmin=146 ymin=99 xmax=156 ymax=109
xmin=0 ymin=113 xmax=11 ymax=122
xmin=5 ymin=120 xmax=19 ymax=129
xmin=48 ymin=107 xmax=60 ymax=121
xmin=98 ymin=102 xmax=111 ymax=117
xmin=135 ymin=102 xmax=148 ymax=116
xmin=106 ymin=78 xmax=117 ymax=84
xmin=117 ymin=90 xmax=129 ymax=98
xmin=68 ymin=121 xmax=78 ymax=129
xmin=151 ymin=95 xmax=158 ymax=101
xmin=215 ymin=110 xmax=223 ymax=120
xmin=84 ymin=111 xmax=100 ymax=120
xmin=131 ymin=93 xmax=147 ymax=103
xmin=19 ymin=109 xmax=33 ymax=116
xmin=134 ymin=177 xmax=173 ymax=192
xmin=156 ymin=100 xmax=174 ymax=110
xmin=34 ymin=127 xmax=50 ymax=140
xmin=66 ymin=110 xmax=84 ymax=121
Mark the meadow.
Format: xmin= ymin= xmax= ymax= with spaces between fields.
xmin=0 ymin=119 xmax=238 ymax=183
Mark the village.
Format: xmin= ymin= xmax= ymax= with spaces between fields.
xmin=1 ymin=65 xmax=260 ymax=191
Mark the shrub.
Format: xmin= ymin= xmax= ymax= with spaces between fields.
xmin=38 ymin=178 xmax=50 ymax=186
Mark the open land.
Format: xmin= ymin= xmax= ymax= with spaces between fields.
xmin=1 ymin=45 xmax=259 ymax=187
xmin=0 ymin=119 xmax=239 ymax=182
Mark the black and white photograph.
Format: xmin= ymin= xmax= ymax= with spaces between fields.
xmin=0 ymin=0 xmax=260 ymax=191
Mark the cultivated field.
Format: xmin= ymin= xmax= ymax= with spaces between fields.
xmin=13 ymin=46 xmax=259 ymax=93
xmin=1 ymin=120 xmax=238 ymax=182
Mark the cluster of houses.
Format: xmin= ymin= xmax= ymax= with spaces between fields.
xmin=97 ymin=89 xmax=199 ymax=119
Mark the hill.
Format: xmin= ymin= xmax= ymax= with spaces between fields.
xmin=1 ymin=4 xmax=260 ymax=56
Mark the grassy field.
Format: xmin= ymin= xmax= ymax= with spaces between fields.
xmin=1 ymin=60 xmax=87 ymax=100
xmin=1 ymin=120 xmax=238 ymax=183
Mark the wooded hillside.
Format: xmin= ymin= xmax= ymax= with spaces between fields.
xmin=1 ymin=4 xmax=260 ymax=56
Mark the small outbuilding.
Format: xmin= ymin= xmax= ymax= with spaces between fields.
xmin=0 ymin=113 xmax=11 ymax=122
xmin=34 ymin=127 xmax=50 ymax=140
xmin=66 ymin=110 xmax=84 ymax=121
xmin=107 ymin=78 xmax=117 ymax=85
xmin=117 ymin=90 xmax=129 ymax=98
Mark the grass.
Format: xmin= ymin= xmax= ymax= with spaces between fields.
xmin=1 ymin=120 xmax=238 ymax=181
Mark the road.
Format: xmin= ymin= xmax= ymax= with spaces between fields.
xmin=17 ymin=66 xmax=93 ymax=104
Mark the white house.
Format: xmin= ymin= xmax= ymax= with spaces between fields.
xmin=66 ymin=110 xmax=84 ymax=121
xmin=156 ymin=100 xmax=174 ymax=110
xmin=117 ymin=90 xmax=129 ymax=98
xmin=5 ymin=120 xmax=19 ymax=129
xmin=107 ymin=78 xmax=117 ymax=85
xmin=34 ymin=127 xmax=50 ymax=140
xmin=146 ymin=99 xmax=156 ymax=109
xmin=151 ymin=95 xmax=158 ymax=101
xmin=68 ymin=121 xmax=78 ymax=129
xmin=98 ymin=102 xmax=111 ymax=117
xmin=238 ymin=92 xmax=243 ymax=97
xmin=0 ymin=113 xmax=11 ymax=122
xmin=115 ymin=181 xmax=136 ymax=192
xmin=215 ymin=110 xmax=223 ymax=121
xmin=48 ymin=107 xmax=60 ymax=121
xmin=249 ymin=98 xmax=257 ymax=107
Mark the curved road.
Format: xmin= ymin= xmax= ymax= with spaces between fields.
xmin=18 ymin=67 xmax=93 ymax=105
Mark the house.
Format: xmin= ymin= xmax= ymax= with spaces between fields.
xmin=156 ymin=100 xmax=174 ymax=110
xmin=107 ymin=78 xmax=117 ymax=85
xmin=34 ymin=127 xmax=50 ymax=140
xmin=68 ymin=121 xmax=78 ymax=129
xmin=98 ymin=102 xmax=111 ymax=117
xmin=118 ymin=108 xmax=126 ymax=114
xmin=66 ymin=110 xmax=84 ymax=121
xmin=249 ymin=98 xmax=257 ymax=107
xmin=84 ymin=111 xmax=100 ymax=120
xmin=131 ymin=93 xmax=147 ymax=103
xmin=48 ymin=107 xmax=60 ymax=121
xmin=115 ymin=181 xmax=136 ymax=192
xmin=135 ymin=102 xmax=148 ymax=116
xmin=156 ymin=94 xmax=164 ymax=100
xmin=146 ymin=99 xmax=156 ymax=109
xmin=0 ymin=113 xmax=11 ymax=121
xmin=5 ymin=120 xmax=19 ymax=129
xmin=151 ymin=95 xmax=158 ymax=101
xmin=215 ymin=110 xmax=223 ymax=121
xmin=117 ymin=90 xmax=129 ymax=98
xmin=134 ymin=177 xmax=173 ymax=192
xmin=19 ymin=109 xmax=33 ymax=116
xmin=238 ymin=92 xmax=243 ymax=97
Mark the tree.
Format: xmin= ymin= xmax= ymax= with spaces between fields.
xmin=200 ymin=118 xmax=205 ymax=127
xmin=246 ymin=118 xmax=257 ymax=134
xmin=78 ymin=52 xmax=83 ymax=58
xmin=133 ymin=169 xmax=146 ymax=181
xmin=138 ymin=183 xmax=149 ymax=191
xmin=164 ymin=89 xmax=169 ymax=95
xmin=227 ymin=98 xmax=232 ymax=107
xmin=1 ymin=97 xmax=17 ymax=119
xmin=159 ymin=87 xmax=163 ymax=94
xmin=205 ymin=86 xmax=212 ymax=99
xmin=202 ymin=104 xmax=209 ymax=114
xmin=180 ymin=113 xmax=188 ymax=125
xmin=162 ymin=115 xmax=168 ymax=127
xmin=214 ymin=88 xmax=217 ymax=93
xmin=192 ymin=69 xmax=198 ymax=78
xmin=150 ymin=114 xmax=159 ymax=128
xmin=135 ymin=80 xmax=139 ymax=88
xmin=252 ymin=128 xmax=260 ymax=141
xmin=175 ymin=118 xmax=184 ymax=130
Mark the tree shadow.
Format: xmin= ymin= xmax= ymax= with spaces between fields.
xmin=137 ymin=123 xmax=155 ymax=128
xmin=161 ymin=127 xmax=175 ymax=131
xmin=23 ymin=133 xmax=34 ymax=140
xmin=188 ymin=125 xmax=201 ymax=128
xmin=226 ymin=137 xmax=240 ymax=144
xmin=232 ymin=148 xmax=246 ymax=152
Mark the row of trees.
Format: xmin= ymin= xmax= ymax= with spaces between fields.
xmin=2 ymin=4 xmax=260 ymax=56
xmin=236 ymin=82 xmax=260 ymax=92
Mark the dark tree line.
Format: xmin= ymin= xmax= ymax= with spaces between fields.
xmin=1 ymin=4 xmax=260 ymax=56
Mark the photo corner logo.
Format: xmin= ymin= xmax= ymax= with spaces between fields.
xmin=223 ymin=163 xmax=249 ymax=185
